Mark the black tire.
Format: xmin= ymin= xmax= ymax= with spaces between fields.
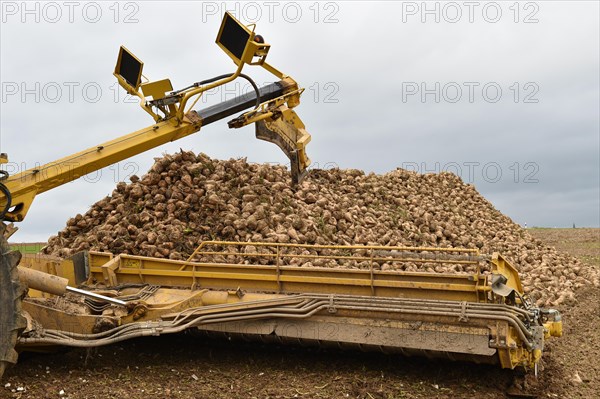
xmin=0 ymin=223 xmax=27 ymax=380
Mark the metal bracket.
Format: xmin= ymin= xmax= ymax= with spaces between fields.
xmin=459 ymin=301 xmax=469 ymax=322
xmin=491 ymin=274 xmax=515 ymax=297
xmin=328 ymin=294 xmax=337 ymax=314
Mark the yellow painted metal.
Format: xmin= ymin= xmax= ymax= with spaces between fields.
xmin=185 ymin=240 xmax=482 ymax=263
xmin=544 ymin=320 xmax=563 ymax=338
xmin=260 ymin=61 xmax=285 ymax=80
xmin=177 ymin=62 xmax=246 ymax=121
xmin=22 ymin=300 xmax=100 ymax=335
xmin=91 ymin=264 xmax=488 ymax=302
xmin=215 ymin=13 xmax=273 ymax=68
xmin=216 ymin=12 xmax=257 ymax=65
xmin=19 ymin=254 xmax=76 ymax=297
xmin=229 ymin=92 xmax=312 ymax=175
xmin=490 ymin=253 xmax=524 ymax=294
xmin=17 ymin=242 xmax=550 ymax=370
xmin=77 ymin=241 xmax=507 ymax=303
xmin=89 ymin=252 xmax=113 ymax=268
xmin=141 ymin=79 xmax=174 ymax=100
xmin=197 ymin=290 xmax=284 ymax=306
xmin=17 ymin=266 xmax=68 ymax=296
xmin=0 ymin=121 xmax=197 ymax=222
xmin=19 ymin=282 xmax=540 ymax=369
xmin=118 ymin=288 xmax=208 ymax=325
xmin=228 ymin=88 xmax=305 ymax=126
xmin=1 ymin=11 xmax=552 ymax=369
xmin=489 ymin=321 xmax=537 ymax=369
xmin=100 ymin=256 xmax=121 ymax=287
xmin=0 ymin=13 xmax=312 ymax=223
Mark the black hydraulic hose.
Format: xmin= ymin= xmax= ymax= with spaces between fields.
xmin=197 ymin=73 xmax=233 ymax=87
xmin=239 ymin=73 xmax=261 ymax=109
xmin=173 ymin=73 xmax=262 ymax=109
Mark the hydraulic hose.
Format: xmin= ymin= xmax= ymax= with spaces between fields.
xmin=18 ymin=295 xmax=536 ymax=351
xmin=173 ymin=73 xmax=262 ymax=109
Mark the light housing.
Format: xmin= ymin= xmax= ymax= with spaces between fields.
xmin=216 ymin=12 xmax=271 ymax=66
xmin=114 ymin=46 xmax=143 ymax=95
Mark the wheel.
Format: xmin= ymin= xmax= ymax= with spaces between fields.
xmin=0 ymin=223 xmax=27 ymax=379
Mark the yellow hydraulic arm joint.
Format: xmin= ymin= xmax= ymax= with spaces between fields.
xmin=228 ymin=87 xmax=312 ymax=185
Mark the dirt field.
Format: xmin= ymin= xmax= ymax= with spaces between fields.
xmin=3 ymin=228 xmax=599 ymax=399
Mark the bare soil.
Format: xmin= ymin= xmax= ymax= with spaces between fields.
xmin=3 ymin=228 xmax=599 ymax=399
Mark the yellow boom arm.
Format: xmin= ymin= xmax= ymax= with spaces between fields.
xmin=1 ymin=120 xmax=197 ymax=222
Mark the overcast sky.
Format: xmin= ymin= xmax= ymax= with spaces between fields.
xmin=1 ymin=0 xmax=599 ymax=242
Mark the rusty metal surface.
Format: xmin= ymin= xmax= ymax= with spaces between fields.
xmin=196 ymin=316 xmax=496 ymax=357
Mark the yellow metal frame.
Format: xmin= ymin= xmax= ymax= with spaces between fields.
xmin=17 ymin=241 xmax=562 ymax=371
xmin=0 ymin=13 xmax=310 ymax=222
xmin=115 ymin=12 xmax=291 ymax=124
xmin=228 ymin=88 xmax=311 ymax=175
xmin=0 ymin=120 xmax=196 ymax=222
xmin=216 ymin=12 xmax=257 ymax=65
xmin=229 ymin=88 xmax=305 ymax=127
xmin=490 ymin=252 xmax=524 ymax=294
xmin=3 ymin=12 xmax=562 ymax=375
xmin=81 ymin=241 xmax=507 ymax=303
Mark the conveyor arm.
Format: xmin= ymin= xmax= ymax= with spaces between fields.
xmin=0 ymin=12 xmax=312 ymax=223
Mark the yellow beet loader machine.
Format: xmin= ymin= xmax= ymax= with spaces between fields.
xmin=0 ymin=13 xmax=561 ymax=380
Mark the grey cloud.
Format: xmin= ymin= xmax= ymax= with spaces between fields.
xmin=1 ymin=1 xmax=598 ymax=242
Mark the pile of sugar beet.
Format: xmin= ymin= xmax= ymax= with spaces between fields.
xmin=44 ymin=151 xmax=599 ymax=308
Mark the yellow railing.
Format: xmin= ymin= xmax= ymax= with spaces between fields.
xmin=184 ymin=240 xmax=485 ymax=272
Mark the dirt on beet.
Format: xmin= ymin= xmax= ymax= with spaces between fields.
xmin=3 ymin=228 xmax=598 ymax=399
